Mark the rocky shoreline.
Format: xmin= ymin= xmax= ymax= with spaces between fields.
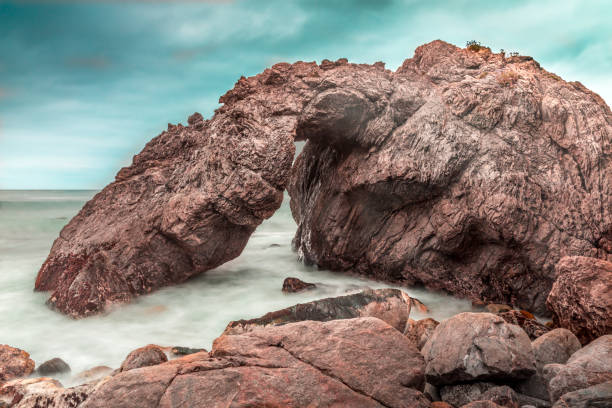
xmin=1 ymin=288 xmax=611 ymax=407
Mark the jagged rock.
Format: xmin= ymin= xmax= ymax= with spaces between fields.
xmin=422 ymin=313 xmax=536 ymax=386
xmin=0 ymin=345 xmax=35 ymax=382
xmin=0 ymin=377 xmax=89 ymax=408
xmin=36 ymin=358 xmax=71 ymax=376
xmin=546 ymin=256 xmax=612 ymax=344
xmin=404 ymin=318 xmax=439 ymax=350
xmin=36 ymin=40 xmax=612 ymax=317
xmin=543 ymin=335 xmax=612 ymax=402
xmin=281 ymin=277 xmax=316 ymax=293
xmin=18 ymin=317 xmax=428 ymax=407
xmin=289 ymin=41 xmax=612 ymax=316
xmin=499 ymin=310 xmax=550 ymax=340
xmin=119 ymin=344 xmax=168 ymax=372
xmin=223 ymin=288 xmax=413 ymax=334
xmin=551 ymin=381 xmax=612 ymax=408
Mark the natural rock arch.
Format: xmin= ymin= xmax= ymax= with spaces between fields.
xmin=36 ymin=40 xmax=612 ymax=317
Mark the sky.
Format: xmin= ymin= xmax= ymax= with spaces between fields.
xmin=1 ymin=0 xmax=611 ymax=189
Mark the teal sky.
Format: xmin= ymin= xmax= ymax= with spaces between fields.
xmin=1 ymin=0 xmax=611 ymax=189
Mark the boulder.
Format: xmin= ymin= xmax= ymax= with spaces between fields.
xmin=543 ymin=335 xmax=612 ymax=402
xmin=405 ymin=318 xmax=440 ymax=350
xmin=498 ymin=310 xmax=550 ymax=340
xmin=170 ymin=346 xmax=206 ymax=356
xmin=551 ymin=381 xmax=612 ymax=408
xmin=72 ymin=366 xmax=113 ymax=383
xmin=224 ymin=288 xmax=413 ymax=334
xmin=480 ymin=386 xmax=520 ymax=408
xmin=487 ymin=304 xmax=513 ymax=314
xmin=289 ymin=41 xmax=612 ymax=317
xmin=0 ymin=377 xmax=89 ymax=408
xmin=18 ymin=317 xmax=428 ymax=407
xmin=461 ymin=402 xmax=505 ymax=408
xmin=35 ymin=41 xmax=612 ymax=318
xmin=281 ymin=277 xmax=316 ymax=293
xmin=440 ymin=382 xmax=496 ymax=406
xmin=0 ymin=345 xmax=35 ymax=382
xmin=422 ymin=313 xmax=536 ymax=386
xmin=36 ymin=358 xmax=71 ymax=376
xmin=546 ymin=256 xmax=612 ymax=344
xmin=119 ymin=344 xmax=168 ymax=372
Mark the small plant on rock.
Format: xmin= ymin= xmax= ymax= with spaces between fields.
xmin=466 ymin=40 xmax=484 ymax=52
xmin=497 ymin=70 xmax=519 ymax=87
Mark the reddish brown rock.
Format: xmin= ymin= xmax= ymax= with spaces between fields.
xmin=281 ymin=277 xmax=316 ymax=293
xmin=405 ymin=318 xmax=440 ymax=350
xmin=224 ymin=288 xmax=413 ymax=335
xmin=461 ymin=402 xmax=505 ymax=408
xmin=552 ymin=381 xmax=612 ymax=408
xmin=15 ymin=317 xmax=429 ymax=407
xmin=546 ymin=256 xmax=612 ymax=344
xmin=421 ymin=313 xmax=536 ymax=386
xmin=0 ymin=345 xmax=35 ymax=382
xmin=119 ymin=344 xmax=168 ymax=372
xmin=498 ymin=310 xmax=550 ymax=340
xmin=289 ymin=41 xmax=612 ymax=316
xmin=543 ymin=335 xmax=612 ymax=402
xmin=35 ymin=41 xmax=612 ymax=318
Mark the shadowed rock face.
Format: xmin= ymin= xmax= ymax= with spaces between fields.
xmin=36 ymin=40 xmax=612 ymax=317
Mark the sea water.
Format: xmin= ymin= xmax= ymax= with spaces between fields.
xmin=0 ymin=190 xmax=475 ymax=385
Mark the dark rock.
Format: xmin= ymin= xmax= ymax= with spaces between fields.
xmin=170 ymin=346 xmax=206 ymax=357
xmin=480 ymin=386 xmax=520 ymax=408
xmin=515 ymin=393 xmax=551 ymax=408
xmin=119 ymin=344 xmax=168 ymax=372
xmin=223 ymin=288 xmax=413 ymax=334
xmin=405 ymin=318 xmax=439 ymax=350
xmin=424 ymin=382 xmax=440 ymax=401
xmin=546 ymin=256 xmax=612 ymax=344
xmin=552 ymin=381 xmax=612 ymax=408
xmin=0 ymin=345 xmax=35 ymax=382
xmin=422 ymin=313 xmax=536 ymax=386
xmin=499 ymin=310 xmax=550 ymax=340
xmin=36 ymin=358 xmax=70 ymax=376
xmin=543 ymin=335 xmax=612 ymax=402
xmin=35 ymin=41 xmax=612 ymax=318
xmin=281 ymin=277 xmax=316 ymax=293
xmin=440 ymin=382 xmax=496 ymax=406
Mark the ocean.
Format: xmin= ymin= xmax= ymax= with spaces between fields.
xmin=0 ymin=189 xmax=474 ymax=384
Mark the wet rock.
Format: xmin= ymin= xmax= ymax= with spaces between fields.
xmin=422 ymin=313 xmax=536 ymax=386
xmin=72 ymin=366 xmax=113 ymax=383
xmin=543 ymin=335 xmax=612 ymax=402
xmin=36 ymin=41 xmax=612 ymax=318
xmin=281 ymin=277 xmax=316 ymax=293
xmin=170 ymin=346 xmax=206 ymax=357
xmin=487 ymin=304 xmax=513 ymax=314
xmin=405 ymin=318 xmax=439 ymax=350
xmin=546 ymin=256 xmax=612 ymax=344
xmin=499 ymin=310 xmax=550 ymax=340
xmin=36 ymin=358 xmax=71 ymax=376
xmin=0 ymin=345 xmax=35 ymax=382
xmin=224 ymin=288 xmax=413 ymax=334
xmin=551 ymin=381 xmax=612 ymax=408
xmin=119 ymin=344 xmax=168 ymax=372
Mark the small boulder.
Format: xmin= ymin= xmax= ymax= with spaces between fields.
xmin=430 ymin=402 xmax=453 ymax=408
xmin=479 ymin=386 xmax=520 ymax=408
xmin=486 ymin=304 xmax=513 ymax=314
xmin=0 ymin=345 xmax=35 ymax=382
xmin=422 ymin=313 xmax=536 ymax=386
xmin=543 ymin=335 xmax=612 ymax=402
xmin=224 ymin=288 xmax=413 ymax=334
xmin=119 ymin=344 xmax=168 ymax=372
xmin=551 ymin=381 xmax=612 ymax=408
xmin=533 ymin=329 xmax=582 ymax=371
xmin=72 ymin=366 xmax=113 ymax=383
xmin=498 ymin=310 xmax=550 ymax=340
xmin=170 ymin=346 xmax=206 ymax=356
xmin=405 ymin=318 xmax=440 ymax=350
xmin=282 ymin=277 xmax=316 ymax=293
xmin=36 ymin=358 xmax=70 ymax=376
xmin=546 ymin=256 xmax=612 ymax=344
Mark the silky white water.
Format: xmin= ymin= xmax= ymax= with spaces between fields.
xmin=0 ymin=190 xmax=475 ymax=385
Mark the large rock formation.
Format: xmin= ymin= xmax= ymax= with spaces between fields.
xmin=36 ymin=40 xmax=612 ymax=316
xmin=546 ymin=256 xmax=612 ymax=343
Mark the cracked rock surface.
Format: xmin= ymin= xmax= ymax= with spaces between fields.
xmin=35 ymin=40 xmax=612 ymax=317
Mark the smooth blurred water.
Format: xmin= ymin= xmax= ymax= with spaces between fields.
xmin=0 ymin=190 xmax=475 ymax=385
